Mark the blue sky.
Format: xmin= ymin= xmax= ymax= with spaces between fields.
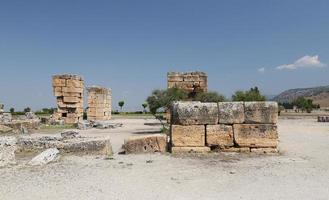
xmin=0 ymin=0 xmax=328 ymax=111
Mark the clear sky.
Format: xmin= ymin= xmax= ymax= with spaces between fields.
xmin=0 ymin=0 xmax=328 ymax=111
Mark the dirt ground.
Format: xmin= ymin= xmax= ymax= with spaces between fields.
xmin=1 ymin=117 xmax=329 ymax=200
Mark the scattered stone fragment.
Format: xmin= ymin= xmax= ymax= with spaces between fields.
xmin=91 ymin=121 xmax=123 ymax=129
xmin=171 ymin=147 xmax=211 ymax=153
xmin=171 ymin=125 xmax=205 ymax=147
xmin=29 ymin=148 xmax=60 ymax=166
xmin=233 ymin=124 xmax=278 ymax=148
xmin=217 ymin=102 xmax=245 ymax=124
xmin=171 ymin=101 xmax=218 ymax=125
xmin=77 ymin=120 xmax=91 ymax=130
xmin=124 ymin=134 xmax=167 ymax=154
xmin=61 ymin=130 xmax=79 ymax=139
xmin=0 ymin=113 xmax=12 ymax=123
xmin=244 ymin=101 xmax=278 ymax=124
xmin=318 ymin=116 xmax=329 ymax=122
xmin=206 ymin=125 xmax=234 ymax=147
xmin=0 ymin=124 xmax=13 ymax=133
xmin=0 ymin=136 xmax=17 ymax=167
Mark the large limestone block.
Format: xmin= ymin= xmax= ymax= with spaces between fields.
xmin=171 ymin=146 xmax=210 ymax=154
xmin=233 ymin=124 xmax=278 ymax=148
xmin=171 ymin=101 xmax=218 ymax=125
xmin=124 ymin=134 xmax=167 ymax=154
xmin=218 ymin=102 xmax=244 ymax=124
xmin=63 ymin=96 xmax=81 ymax=103
xmin=62 ymin=87 xmax=83 ymax=93
xmin=206 ymin=125 xmax=234 ymax=147
xmin=0 ymin=124 xmax=13 ymax=133
xmin=52 ymin=78 xmax=66 ymax=87
xmin=244 ymin=102 xmax=278 ymax=124
xmin=66 ymin=79 xmax=83 ymax=88
xmin=171 ymin=125 xmax=205 ymax=147
xmin=0 ymin=137 xmax=17 ymax=167
xmin=29 ymin=148 xmax=60 ymax=166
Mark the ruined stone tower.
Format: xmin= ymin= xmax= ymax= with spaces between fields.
xmin=52 ymin=74 xmax=84 ymax=124
xmin=87 ymin=86 xmax=112 ymax=121
xmin=167 ymin=71 xmax=208 ymax=97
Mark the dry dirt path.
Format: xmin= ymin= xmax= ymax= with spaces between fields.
xmin=0 ymin=117 xmax=329 ymax=200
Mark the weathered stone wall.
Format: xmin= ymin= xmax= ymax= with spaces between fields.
xmin=170 ymin=101 xmax=279 ymax=153
xmin=52 ymin=74 xmax=84 ymax=124
xmin=87 ymin=86 xmax=112 ymax=121
xmin=167 ymin=72 xmax=208 ymax=95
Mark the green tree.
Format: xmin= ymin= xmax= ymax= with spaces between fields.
xmin=24 ymin=107 xmax=31 ymax=113
xmin=118 ymin=101 xmax=125 ymax=111
xmin=142 ymin=103 xmax=148 ymax=113
xmin=293 ymin=97 xmax=315 ymax=113
xmin=232 ymin=87 xmax=266 ymax=101
xmin=9 ymin=108 xmax=15 ymax=113
xmin=194 ymin=91 xmax=225 ymax=102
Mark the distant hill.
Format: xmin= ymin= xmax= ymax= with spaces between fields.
xmin=272 ymin=85 xmax=329 ymax=108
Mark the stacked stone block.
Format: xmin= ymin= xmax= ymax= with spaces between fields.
xmin=170 ymin=101 xmax=279 ymax=153
xmin=52 ymin=74 xmax=84 ymax=124
xmin=167 ymin=72 xmax=208 ymax=95
xmin=87 ymin=86 xmax=112 ymax=121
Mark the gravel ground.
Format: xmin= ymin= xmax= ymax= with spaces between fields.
xmin=0 ymin=117 xmax=329 ymax=200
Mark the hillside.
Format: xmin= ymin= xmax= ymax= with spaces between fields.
xmin=272 ymin=86 xmax=329 ymax=107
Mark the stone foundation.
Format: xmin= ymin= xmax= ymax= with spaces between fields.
xmin=170 ymin=101 xmax=279 ymax=153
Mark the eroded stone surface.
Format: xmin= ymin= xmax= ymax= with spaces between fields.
xmin=124 ymin=134 xmax=167 ymax=154
xmin=217 ymin=102 xmax=244 ymax=124
xmin=206 ymin=125 xmax=234 ymax=147
xmin=0 ymin=124 xmax=12 ymax=133
xmin=29 ymin=148 xmax=60 ymax=166
xmin=250 ymin=147 xmax=278 ymax=154
xmin=171 ymin=125 xmax=205 ymax=147
xmin=244 ymin=102 xmax=278 ymax=124
xmin=171 ymin=101 xmax=218 ymax=125
xmin=233 ymin=124 xmax=278 ymax=148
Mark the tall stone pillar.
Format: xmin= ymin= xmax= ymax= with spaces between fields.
xmin=87 ymin=86 xmax=112 ymax=121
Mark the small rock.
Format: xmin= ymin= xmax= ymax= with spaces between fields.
xmin=61 ymin=130 xmax=79 ymax=139
xmin=77 ymin=120 xmax=91 ymax=130
xmin=29 ymin=148 xmax=60 ymax=166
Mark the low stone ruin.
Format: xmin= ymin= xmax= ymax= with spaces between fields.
xmin=168 ymin=72 xmax=208 ymax=96
xmin=0 ymin=137 xmax=17 ymax=167
xmin=318 ymin=116 xmax=329 ymax=122
xmin=52 ymin=74 xmax=84 ymax=124
xmin=170 ymin=101 xmax=279 ymax=153
xmin=87 ymin=86 xmax=112 ymax=121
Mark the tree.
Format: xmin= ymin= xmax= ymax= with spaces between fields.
xmin=24 ymin=107 xmax=31 ymax=113
xmin=142 ymin=103 xmax=148 ymax=113
xmin=194 ymin=91 xmax=225 ymax=102
xmin=118 ymin=101 xmax=125 ymax=111
xmin=232 ymin=87 xmax=266 ymax=101
xmin=9 ymin=108 xmax=15 ymax=113
xmin=293 ymin=97 xmax=316 ymax=113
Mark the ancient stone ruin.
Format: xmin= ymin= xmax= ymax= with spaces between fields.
xmin=87 ymin=86 xmax=112 ymax=121
xmin=52 ymin=74 xmax=84 ymax=123
xmin=318 ymin=116 xmax=329 ymax=122
xmin=170 ymin=101 xmax=279 ymax=153
xmin=167 ymin=71 xmax=208 ymax=97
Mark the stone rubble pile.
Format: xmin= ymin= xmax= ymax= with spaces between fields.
xmin=52 ymin=74 xmax=84 ymax=124
xmin=170 ymin=101 xmax=279 ymax=153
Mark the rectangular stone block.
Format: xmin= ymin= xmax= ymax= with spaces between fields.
xmin=206 ymin=125 xmax=234 ymax=147
xmin=66 ymin=79 xmax=83 ymax=88
xmin=63 ymin=96 xmax=81 ymax=103
xmin=171 ymin=147 xmax=210 ymax=153
xmin=171 ymin=101 xmax=218 ymax=125
xmin=233 ymin=124 xmax=278 ymax=148
xmin=62 ymin=92 xmax=82 ymax=97
xmin=52 ymin=78 xmax=66 ymax=87
xmin=220 ymin=147 xmax=250 ymax=153
xmin=62 ymin=87 xmax=84 ymax=93
xmin=124 ymin=134 xmax=167 ymax=154
xmin=218 ymin=102 xmax=244 ymax=124
xmin=244 ymin=102 xmax=278 ymax=124
xmin=171 ymin=125 xmax=205 ymax=147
